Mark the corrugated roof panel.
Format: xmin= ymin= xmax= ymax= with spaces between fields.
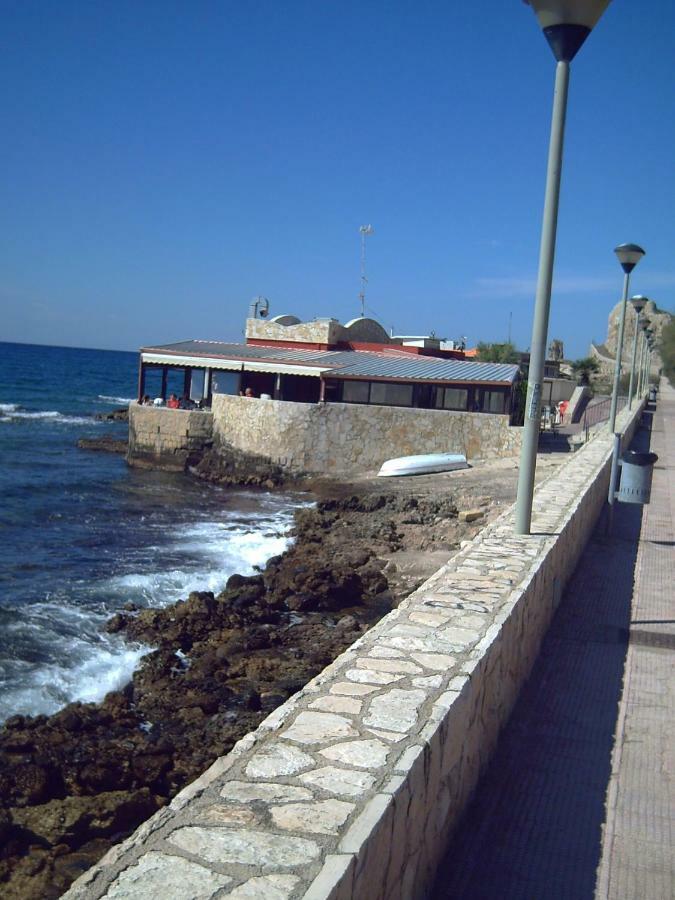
xmin=141 ymin=341 xmax=519 ymax=385
xmin=325 ymin=352 xmax=518 ymax=384
xmin=142 ymin=340 xmax=335 ymax=365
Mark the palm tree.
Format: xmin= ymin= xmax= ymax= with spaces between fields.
xmin=571 ymin=357 xmax=599 ymax=385
xmin=476 ymin=341 xmax=519 ymax=364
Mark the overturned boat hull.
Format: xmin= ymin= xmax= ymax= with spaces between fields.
xmin=377 ymin=452 xmax=468 ymax=477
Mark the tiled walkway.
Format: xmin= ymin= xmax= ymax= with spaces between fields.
xmin=432 ymin=382 xmax=674 ymax=900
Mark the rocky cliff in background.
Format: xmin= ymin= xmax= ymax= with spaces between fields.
xmin=604 ymin=298 xmax=671 ymax=367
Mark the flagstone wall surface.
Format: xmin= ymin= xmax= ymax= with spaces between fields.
xmin=212 ymin=395 xmax=521 ymax=475
xmin=128 ymin=405 xmax=214 ymax=471
xmin=75 ymin=402 xmax=644 ymax=900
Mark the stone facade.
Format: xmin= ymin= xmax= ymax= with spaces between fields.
xmin=127 ymin=406 xmax=214 ymax=471
xmin=245 ymin=317 xmax=391 ymax=346
xmin=212 ymin=395 xmax=521 ymax=475
xmin=69 ymin=399 xmax=644 ymax=900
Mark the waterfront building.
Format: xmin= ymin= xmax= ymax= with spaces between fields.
xmin=137 ymin=315 xmax=520 ymax=419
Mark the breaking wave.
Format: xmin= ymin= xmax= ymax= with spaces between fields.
xmin=0 ymin=494 xmax=305 ymax=721
xmin=98 ymin=395 xmax=134 ymax=405
xmin=0 ymin=404 xmax=96 ymax=425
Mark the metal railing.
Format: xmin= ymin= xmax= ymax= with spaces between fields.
xmin=581 ymin=394 xmax=627 ymax=441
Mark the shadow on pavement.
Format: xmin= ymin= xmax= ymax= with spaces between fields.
xmin=431 ymin=418 xmax=653 ymax=900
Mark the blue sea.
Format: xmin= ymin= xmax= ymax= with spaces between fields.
xmin=0 ymin=342 xmax=304 ymax=723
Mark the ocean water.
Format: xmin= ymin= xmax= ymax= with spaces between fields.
xmin=0 ymin=342 xmax=305 ymax=723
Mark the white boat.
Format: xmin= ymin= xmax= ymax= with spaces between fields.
xmin=377 ymin=452 xmax=468 ymax=477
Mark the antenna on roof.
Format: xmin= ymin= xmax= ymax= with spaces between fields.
xmin=358 ymin=225 xmax=374 ymax=317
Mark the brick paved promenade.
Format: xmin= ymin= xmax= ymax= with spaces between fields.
xmin=432 ymin=382 xmax=674 ymax=900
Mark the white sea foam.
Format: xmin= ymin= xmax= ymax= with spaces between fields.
xmin=1 ymin=409 xmax=96 ymax=425
xmin=105 ymin=567 xmax=232 ymax=606
xmin=98 ymin=395 xmax=134 ymax=405
xmin=0 ymin=495 xmax=306 ymax=722
xmin=0 ymin=639 xmax=148 ymax=720
xmin=104 ymin=513 xmax=295 ymax=608
xmin=0 ymin=402 xmax=19 ymax=413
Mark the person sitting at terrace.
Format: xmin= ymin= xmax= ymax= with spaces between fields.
xmin=167 ymin=393 xmax=180 ymax=409
xmin=139 ymin=395 xmax=152 ymax=405
xmin=243 ymin=387 xmax=255 ymax=398
xmin=179 ymin=394 xmax=195 ymax=409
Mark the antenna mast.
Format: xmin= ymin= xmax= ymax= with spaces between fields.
xmin=358 ymin=224 xmax=374 ymax=317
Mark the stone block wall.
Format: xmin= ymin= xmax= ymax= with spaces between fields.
xmin=245 ymin=316 xmax=392 ymax=346
xmin=212 ymin=395 xmax=521 ymax=475
xmin=68 ymin=403 xmax=644 ymax=900
xmin=246 ymin=318 xmax=344 ymax=345
xmin=128 ymin=405 xmax=214 ymax=472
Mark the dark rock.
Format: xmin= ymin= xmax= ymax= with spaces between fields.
xmin=190 ymin=444 xmax=294 ymax=489
xmin=105 ymin=613 xmax=128 ymax=634
xmin=0 ymin=808 xmax=13 ymax=844
xmin=10 ymin=789 xmax=161 ymax=848
xmin=95 ymin=408 xmax=129 ymax=422
xmin=77 ymin=437 xmax=128 ymax=454
xmin=11 ymin=764 xmax=53 ymax=806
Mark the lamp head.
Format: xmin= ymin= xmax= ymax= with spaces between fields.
xmin=614 ymin=243 xmax=646 ymax=274
xmin=630 ymin=295 xmax=648 ymax=314
xmin=524 ymin=0 xmax=612 ymax=61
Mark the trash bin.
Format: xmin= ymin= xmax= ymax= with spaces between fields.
xmin=649 ymin=386 xmax=657 ymax=402
xmin=617 ymin=450 xmax=659 ymax=504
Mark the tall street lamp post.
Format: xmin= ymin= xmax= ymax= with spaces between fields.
xmin=608 ymin=244 xmax=645 ymax=433
xmin=647 ymin=336 xmax=656 ymax=388
xmin=645 ymin=328 xmax=655 ymax=392
xmin=628 ymin=295 xmax=648 ymax=409
xmin=606 ymin=244 xmax=645 ymax=534
xmin=515 ymin=0 xmax=611 ymax=535
xmin=640 ymin=322 xmax=654 ymax=397
xmin=636 ymin=325 xmax=647 ymax=398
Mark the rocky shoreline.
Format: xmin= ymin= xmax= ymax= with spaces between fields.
xmin=0 ymin=442 xmax=510 ymax=899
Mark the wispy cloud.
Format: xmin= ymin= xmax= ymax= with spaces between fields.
xmin=469 ymin=272 xmax=675 ymax=300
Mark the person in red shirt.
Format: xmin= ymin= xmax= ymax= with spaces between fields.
xmin=167 ymin=393 xmax=180 ymax=409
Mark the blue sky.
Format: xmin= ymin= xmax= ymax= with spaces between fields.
xmin=2 ymin=0 xmax=673 ymax=358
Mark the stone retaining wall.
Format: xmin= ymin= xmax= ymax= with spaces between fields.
xmin=70 ymin=402 xmax=644 ymax=900
xmin=212 ymin=395 xmax=521 ymax=475
xmin=128 ymin=406 xmax=214 ymax=471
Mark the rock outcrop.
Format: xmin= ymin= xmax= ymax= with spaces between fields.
xmin=95 ymin=407 xmax=129 ymax=422
xmin=0 ymin=483 xmax=474 ymax=899
xmin=77 ymin=436 xmax=128 ymax=454
xmin=605 ymin=298 xmax=671 ymax=367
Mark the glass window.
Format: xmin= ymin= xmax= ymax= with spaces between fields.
xmin=342 ymin=380 xmax=370 ymax=403
xmin=369 ymin=382 xmax=414 ymax=407
xmin=442 ymin=388 xmax=468 ymax=410
xmin=482 ymin=390 xmax=506 ymax=413
xmin=189 ymin=370 xmax=205 ymax=401
xmin=323 ymin=380 xmax=341 ymax=402
xmin=212 ymin=371 xmax=240 ymax=395
xmin=142 ymin=368 xmax=163 ymax=398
